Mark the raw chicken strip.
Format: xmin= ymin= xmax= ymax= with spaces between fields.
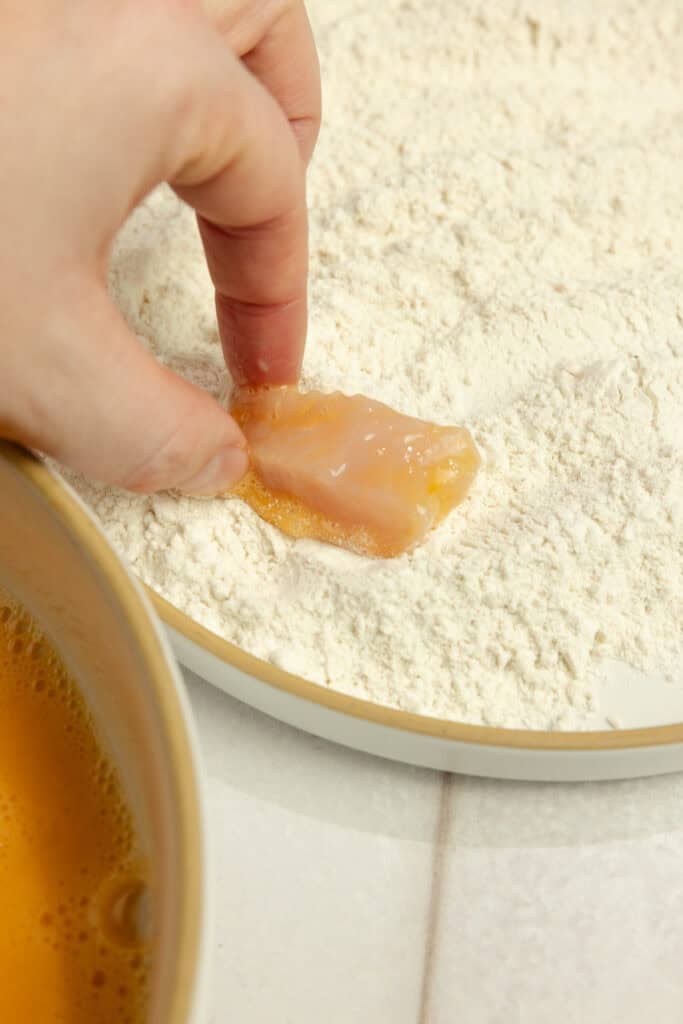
xmin=230 ymin=387 xmax=480 ymax=557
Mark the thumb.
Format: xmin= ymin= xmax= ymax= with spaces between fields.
xmin=11 ymin=284 xmax=248 ymax=495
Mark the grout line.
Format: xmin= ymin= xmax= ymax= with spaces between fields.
xmin=417 ymin=772 xmax=455 ymax=1024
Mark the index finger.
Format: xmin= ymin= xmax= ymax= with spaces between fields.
xmin=172 ymin=32 xmax=308 ymax=387
xmin=241 ymin=1 xmax=322 ymax=165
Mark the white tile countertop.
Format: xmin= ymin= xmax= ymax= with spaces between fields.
xmin=184 ymin=668 xmax=683 ymax=1024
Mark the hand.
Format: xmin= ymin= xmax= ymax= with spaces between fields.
xmin=0 ymin=0 xmax=320 ymax=493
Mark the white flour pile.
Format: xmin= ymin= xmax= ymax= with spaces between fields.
xmin=63 ymin=0 xmax=683 ymax=729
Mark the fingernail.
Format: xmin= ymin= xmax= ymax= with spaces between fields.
xmin=179 ymin=446 xmax=249 ymax=496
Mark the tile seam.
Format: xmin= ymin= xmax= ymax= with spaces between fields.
xmin=417 ymin=772 xmax=455 ymax=1024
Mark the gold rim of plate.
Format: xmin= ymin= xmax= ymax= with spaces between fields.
xmin=150 ymin=569 xmax=683 ymax=754
xmin=11 ymin=440 xmax=680 ymax=755
xmin=2 ymin=443 xmax=202 ymax=1024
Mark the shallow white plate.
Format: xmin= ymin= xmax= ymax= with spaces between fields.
xmin=150 ymin=591 xmax=683 ymax=783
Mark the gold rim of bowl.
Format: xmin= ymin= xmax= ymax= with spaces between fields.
xmin=2 ymin=443 xmax=202 ymax=1024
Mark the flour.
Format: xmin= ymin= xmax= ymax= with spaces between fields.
xmin=61 ymin=0 xmax=683 ymax=729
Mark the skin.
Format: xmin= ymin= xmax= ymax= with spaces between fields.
xmin=0 ymin=0 xmax=320 ymax=493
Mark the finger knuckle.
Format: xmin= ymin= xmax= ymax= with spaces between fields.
xmin=121 ymin=422 xmax=199 ymax=493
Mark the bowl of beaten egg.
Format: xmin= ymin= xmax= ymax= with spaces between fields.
xmin=0 ymin=442 xmax=208 ymax=1023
